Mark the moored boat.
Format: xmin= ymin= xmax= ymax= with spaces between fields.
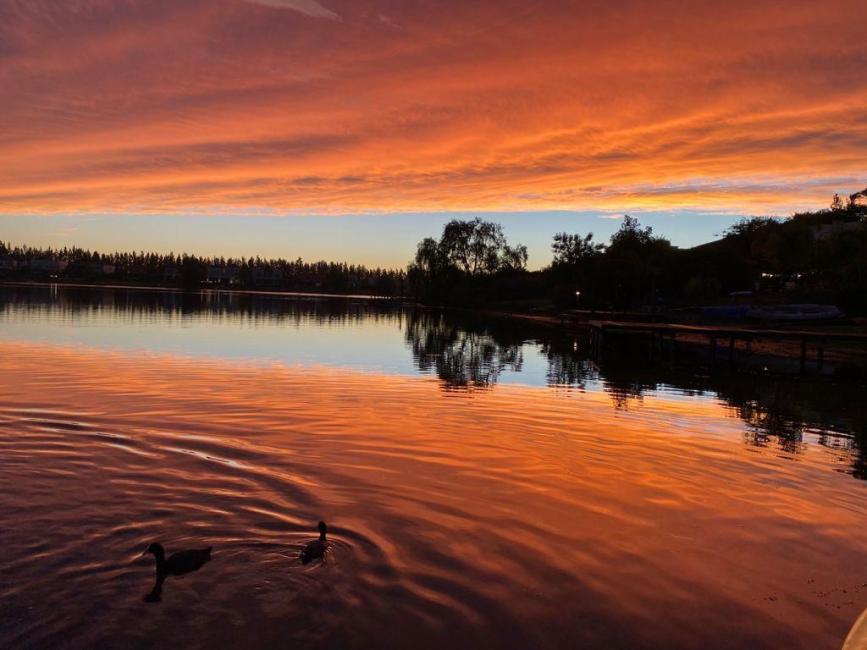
xmin=746 ymin=304 xmax=844 ymax=322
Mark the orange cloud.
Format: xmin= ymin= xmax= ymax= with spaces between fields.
xmin=0 ymin=0 xmax=865 ymax=215
xmin=245 ymin=0 xmax=340 ymax=20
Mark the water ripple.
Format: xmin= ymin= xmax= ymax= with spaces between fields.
xmin=0 ymin=344 xmax=866 ymax=649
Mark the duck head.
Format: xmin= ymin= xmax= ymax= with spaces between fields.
xmin=144 ymin=542 xmax=165 ymax=561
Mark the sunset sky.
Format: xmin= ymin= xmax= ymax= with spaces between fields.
xmin=2 ymin=0 xmax=866 ymax=267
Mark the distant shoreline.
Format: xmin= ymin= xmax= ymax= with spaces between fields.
xmin=3 ymin=279 xmax=866 ymax=378
xmin=0 ymin=280 xmax=403 ymax=302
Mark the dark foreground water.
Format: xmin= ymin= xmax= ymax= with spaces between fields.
xmin=0 ymin=284 xmax=865 ymax=649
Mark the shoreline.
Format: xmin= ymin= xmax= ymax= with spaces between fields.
xmin=4 ymin=280 xmax=865 ymax=376
xmin=0 ymin=280 xmax=404 ymax=302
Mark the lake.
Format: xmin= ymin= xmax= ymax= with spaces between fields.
xmin=1 ymin=284 xmax=865 ymax=649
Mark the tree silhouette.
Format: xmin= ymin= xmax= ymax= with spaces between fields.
xmin=438 ymin=218 xmax=527 ymax=276
xmin=551 ymin=232 xmax=604 ymax=267
xmin=407 ymin=218 xmax=528 ymax=304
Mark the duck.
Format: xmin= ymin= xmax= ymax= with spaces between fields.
xmin=142 ymin=542 xmax=212 ymax=603
xmin=300 ymin=521 xmax=328 ymax=564
xmin=144 ymin=542 xmax=212 ymax=576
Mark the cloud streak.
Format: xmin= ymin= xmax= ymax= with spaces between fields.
xmin=0 ymin=0 xmax=865 ymax=217
xmin=244 ymin=0 xmax=339 ymax=20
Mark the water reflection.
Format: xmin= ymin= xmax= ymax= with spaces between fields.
xmin=0 ymin=283 xmax=402 ymax=326
xmin=1 ymin=283 xmax=865 ymax=479
xmin=405 ymin=310 xmax=524 ymax=388
xmin=403 ymin=309 xmax=866 ymax=480
xmin=2 ymin=287 xmax=867 ymax=648
xmin=724 ymin=381 xmax=867 ymax=476
xmin=540 ymin=339 xmax=594 ymax=389
xmin=597 ymin=363 xmax=867 ymax=479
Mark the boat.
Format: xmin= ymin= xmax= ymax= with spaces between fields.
xmin=745 ymin=304 xmax=844 ymax=322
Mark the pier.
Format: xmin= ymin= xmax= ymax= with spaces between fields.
xmin=587 ymin=320 xmax=867 ymax=376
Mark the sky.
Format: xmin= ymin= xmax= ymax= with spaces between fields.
xmin=1 ymin=0 xmax=866 ymax=268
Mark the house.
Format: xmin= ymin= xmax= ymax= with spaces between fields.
xmin=163 ymin=265 xmax=180 ymax=281
xmin=0 ymin=256 xmax=17 ymax=271
xmin=756 ymin=271 xmax=810 ymax=293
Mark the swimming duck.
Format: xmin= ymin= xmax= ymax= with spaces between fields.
xmin=145 ymin=542 xmax=212 ymax=576
xmin=300 ymin=521 xmax=328 ymax=564
xmin=142 ymin=542 xmax=212 ymax=603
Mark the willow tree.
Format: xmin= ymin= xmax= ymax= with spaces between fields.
xmin=407 ymin=218 xmax=528 ymax=302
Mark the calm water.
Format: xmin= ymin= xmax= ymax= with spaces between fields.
xmin=1 ymin=284 xmax=866 ymax=649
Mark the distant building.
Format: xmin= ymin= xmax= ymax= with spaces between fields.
xmin=163 ymin=265 xmax=180 ymax=281
xmin=756 ymin=271 xmax=808 ymax=293
xmin=0 ymin=256 xmax=17 ymax=271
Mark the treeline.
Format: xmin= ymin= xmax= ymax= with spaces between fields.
xmin=408 ymin=190 xmax=867 ymax=314
xmin=3 ymin=189 xmax=866 ymax=310
xmin=0 ymin=244 xmax=406 ymax=296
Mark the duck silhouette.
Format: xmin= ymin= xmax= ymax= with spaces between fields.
xmin=300 ymin=521 xmax=328 ymax=564
xmin=143 ymin=542 xmax=212 ymax=602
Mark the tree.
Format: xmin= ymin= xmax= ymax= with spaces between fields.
xmin=179 ymin=255 xmax=207 ymax=289
xmin=501 ymin=243 xmax=529 ymax=271
xmin=407 ymin=218 xmax=528 ymax=303
xmin=551 ymin=232 xmax=604 ymax=267
xmin=724 ymin=217 xmax=777 ymax=239
xmin=409 ymin=218 xmax=528 ymax=279
xmin=413 ymin=237 xmax=444 ymax=277
xmin=608 ymin=215 xmax=656 ymax=249
xmin=849 ymin=187 xmax=867 ymax=217
xmin=437 ymin=218 xmax=527 ymax=276
xmin=602 ymin=216 xmax=674 ymax=309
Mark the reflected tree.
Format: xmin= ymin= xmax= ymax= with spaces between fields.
xmin=593 ymin=362 xmax=866 ymax=477
xmin=737 ymin=400 xmax=806 ymax=454
xmin=405 ymin=310 xmax=524 ymax=388
xmin=9 ymin=284 xmax=866 ymax=479
xmin=0 ymin=284 xmax=404 ymax=328
xmin=540 ymin=339 xmax=593 ymax=389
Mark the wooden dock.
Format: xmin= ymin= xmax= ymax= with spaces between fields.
xmin=587 ymin=320 xmax=867 ymax=375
